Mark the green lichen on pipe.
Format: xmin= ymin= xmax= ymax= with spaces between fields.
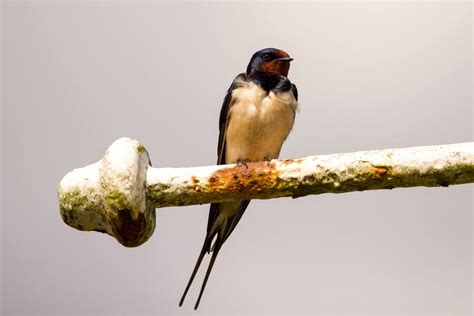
xmin=58 ymin=138 xmax=155 ymax=247
xmin=58 ymin=139 xmax=474 ymax=247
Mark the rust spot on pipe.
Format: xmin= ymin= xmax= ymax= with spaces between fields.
xmin=191 ymin=175 xmax=202 ymax=192
xmin=208 ymin=161 xmax=280 ymax=197
xmin=374 ymin=166 xmax=388 ymax=178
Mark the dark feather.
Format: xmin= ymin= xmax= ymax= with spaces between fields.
xmin=222 ymin=200 xmax=251 ymax=243
xmin=205 ymin=203 xmax=220 ymax=252
xmin=249 ymin=72 xmax=292 ymax=93
xmin=217 ymin=73 xmax=247 ymax=163
xmin=207 ymin=73 xmax=248 ymax=238
xmin=291 ymin=83 xmax=298 ymax=101
xmin=178 ymin=237 xmax=212 ymax=307
xmin=194 ymin=232 xmax=224 ymax=310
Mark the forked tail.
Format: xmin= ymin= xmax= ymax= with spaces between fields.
xmin=179 ymin=231 xmax=224 ymax=309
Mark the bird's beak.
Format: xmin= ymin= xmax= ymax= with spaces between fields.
xmin=276 ymin=57 xmax=293 ymax=62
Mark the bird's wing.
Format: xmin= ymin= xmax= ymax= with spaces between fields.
xmin=216 ymin=73 xmax=248 ymax=164
xmin=206 ymin=73 xmax=248 ymax=237
xmin=291 ymin=83 xmax=298 ymax=101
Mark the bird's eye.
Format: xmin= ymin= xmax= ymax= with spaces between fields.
xmin=262 ymin=54 xmax=271 ymax=61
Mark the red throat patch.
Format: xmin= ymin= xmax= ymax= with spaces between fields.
xmin=262 ymin=60 xmax=291 ymax=76
xmin=261 ymin=49 xmax=291 ymax=76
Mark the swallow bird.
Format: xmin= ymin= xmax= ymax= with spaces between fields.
xmin=179 ymin=48 xmax=298 ymax=309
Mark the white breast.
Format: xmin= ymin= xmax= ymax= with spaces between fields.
xmin=225 ymin=81 xmax=297 ymax=164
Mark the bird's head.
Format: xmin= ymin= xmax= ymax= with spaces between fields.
xmin=246 ymin=48 xmax=293 ymax=77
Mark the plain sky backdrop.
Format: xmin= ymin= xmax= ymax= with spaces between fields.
xmin=2 ymin=2 xmax=473 ymax=315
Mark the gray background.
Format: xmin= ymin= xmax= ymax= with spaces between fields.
xmin=1 ymin=2 xmax=472 ymax=315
